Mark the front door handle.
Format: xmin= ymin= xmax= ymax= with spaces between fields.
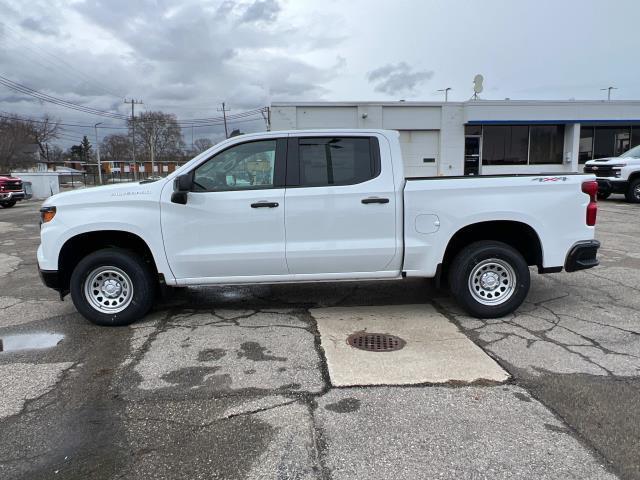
xmin=251 ymin=201 xmax=279 ymax=208
xmin=361 ymin=197 xmax=389 ymax=204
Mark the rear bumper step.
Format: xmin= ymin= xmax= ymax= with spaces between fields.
xmin=565 ymin=240 xmax=600 ymax=272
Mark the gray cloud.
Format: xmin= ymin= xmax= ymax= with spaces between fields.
xmin=19 ymin=17 xmax=58 ymax=36
xmin=0 ymin=0 xmax=346 ymax=147
xmin=367 ymin=62 xmax=433 ymax=96
xmin=240 ymin=0 xmax=280 ymax=23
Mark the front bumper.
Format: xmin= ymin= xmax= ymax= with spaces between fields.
xmin=0 ymin=191 xmax=25 ymax=201
xmin=596 ymin=179 xmax=627 ymax=195
xmin=565 ymin=240 xmax=600 ymax=272
xmin=38 ymin=267 xmax=63 ymax=290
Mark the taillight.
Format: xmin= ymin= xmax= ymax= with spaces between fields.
xmin=582 ymin=181 xmax=598 ymax=226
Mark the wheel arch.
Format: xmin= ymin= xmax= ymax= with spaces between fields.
xmin=628 ymin=171 xmax=640 ymax=183
xmin=440 ymin=220 xmax=543 ymax=281
xmin=58 ymin=230 xmax=160 ymax=293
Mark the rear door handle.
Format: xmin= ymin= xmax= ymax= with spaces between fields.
xmin=361 ymin=197 xmax=389 ymax=204
xmin=251 ymin=201 xmax=279 ymax=208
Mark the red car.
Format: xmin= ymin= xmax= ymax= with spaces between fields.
xmin=0 ymin=175 xmax=25 ymax=208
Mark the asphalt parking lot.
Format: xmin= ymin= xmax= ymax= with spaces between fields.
xmin=0 ymin=198 xmax=638 ymax=480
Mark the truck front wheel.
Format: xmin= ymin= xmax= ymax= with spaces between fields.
xmin=625 ymin=178 xmax=640 ymax=203
xmin=70 ymin=248 xmax=156 ymax=326
xmin=0 ymin=199 xmax=17 ymax=208
xmin=448 ymin=241 xmax=530 ymax=318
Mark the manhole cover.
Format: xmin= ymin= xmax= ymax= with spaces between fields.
xmin=346 ymin=332 xmax=406 ymax=352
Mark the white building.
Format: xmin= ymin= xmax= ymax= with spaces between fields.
xmin=270 ymin=100 xmax=640 ymax=177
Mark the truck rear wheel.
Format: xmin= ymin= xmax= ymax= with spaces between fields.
xmin=625 ymin=178 xmax=640 ymax=203
xmin=448 ymin=240 xmax=530 ymax=318
xmin=70 ymin=248 xmax=156 ymax=326
xmin=0 ymin=199 xmax=17 ymax=208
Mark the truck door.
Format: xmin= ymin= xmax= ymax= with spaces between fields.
xmin=284 ymin=135 xmax=400 ymax=275
xmin=160 ymin=137 xmax=288 ymax=281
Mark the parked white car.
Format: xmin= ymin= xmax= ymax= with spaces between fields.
xmin=38 ymin=129 xmax=600 ymax=326
xmin=584 ymin=144 xmax=640 ymax=202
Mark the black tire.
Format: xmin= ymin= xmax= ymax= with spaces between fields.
xmin=0 ymin=199 xmax=17 ymax=208
xmin=597 ymin=192 xmax=611 ymax=200
xmin=70 ymin=248 xmax=156 ymax=326
xmin=448 ymin=240 xmax=530 ymax=318
xmin=625 ymin=178 xmax=640 ymax=203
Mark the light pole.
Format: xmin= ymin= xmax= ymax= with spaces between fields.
xmin=94 ymin=122 xmax=103 ymax=184
xmin=600 ymin=86 xmax=617 ymax=101
xmin=437 ymin=87 xmax=452 ymax=102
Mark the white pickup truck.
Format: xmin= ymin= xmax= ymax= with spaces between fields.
xmin=584 ymin=144 xmax=640 ymax=203
xmin=38 ymin=129 xmax=600 ymax=326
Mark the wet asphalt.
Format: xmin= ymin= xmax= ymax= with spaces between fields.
xmin=0 ymin=198 xmax=638 ymax=479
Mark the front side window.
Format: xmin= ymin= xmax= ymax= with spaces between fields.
xmin=193 ymin=140 xmax=277 ymax=192
xmin=298 ymin=137 xmax=376 ymax=187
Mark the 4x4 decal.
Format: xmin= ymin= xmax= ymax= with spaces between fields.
xmin=531 ymin=176 xmax=569 ymax=182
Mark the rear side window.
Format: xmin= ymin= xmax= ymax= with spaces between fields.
xmin=296 ymin=137 xmax=379 ymax=187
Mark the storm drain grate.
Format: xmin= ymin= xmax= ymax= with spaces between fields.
xmin=346 ymin=332 xmax=406 ymax=352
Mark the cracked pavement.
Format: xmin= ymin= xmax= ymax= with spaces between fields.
xmin=0 ymin=199 xmax=638 ymax=479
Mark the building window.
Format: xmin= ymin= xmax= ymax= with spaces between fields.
xmin=482 ymin=125 xmax=529 ymax=165
xmin=594 ymin=127 xmax=630 ymax=159
xmin=464 ymin=125 xmax=482 ymax=136
xmin=633 ymin=126 xmax=640 ymax=149
xmin=529 ymin=125 xmax=564 ymax=164
xmin=579 ymin=126 xmax=594 ymax=163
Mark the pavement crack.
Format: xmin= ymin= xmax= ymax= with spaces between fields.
xmin=223 ymin=399 xmax=299 ymax=420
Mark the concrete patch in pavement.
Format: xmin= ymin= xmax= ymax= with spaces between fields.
xmin=130 ymin=310 xmax=324 ymax=395
xmin=315 ymin=386 xmax=616 ymax=480
xmin=311 ymin=304 xmax=509 ymax=386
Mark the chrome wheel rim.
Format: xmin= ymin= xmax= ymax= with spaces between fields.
xmin=634 ymin=185 xmax=640 ymax=200
xmin=84 ymin=266 xmax=133 ymax=313
xmin=468 ymin=258 xmax=516 ymax=306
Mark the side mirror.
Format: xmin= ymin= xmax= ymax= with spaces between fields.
xmin=171 ymin=173 xmax=193 ymax=205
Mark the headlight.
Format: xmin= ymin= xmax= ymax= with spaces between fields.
xmin=40 ymin=206 xmax=56 ymax=223
xmin=610 ymin=163 xmax=627 ymax=168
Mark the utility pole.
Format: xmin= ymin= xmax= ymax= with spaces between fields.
xmin=218 ymin=102 xmax=230 ymax=138
xmin=150 ymin=132 xmax=155 ymax=178
xmin=600 ymin=86 xmax=617 ymax=101
xmin=437 ymin=87 xmax=452 ymax=102
xmin=124 ymin=98 xmax=143 ymax=180
xmin=94 ymin=122 xmax=103 ymax=184
xmin=261 ymin=107 xmax=271 ymax=131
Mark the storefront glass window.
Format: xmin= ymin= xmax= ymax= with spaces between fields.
xmin=529 ymin=125 xmax=564 ymax=164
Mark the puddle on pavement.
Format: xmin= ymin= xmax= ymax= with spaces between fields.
xmin=0 ymin=333 xmax=64 ymax=352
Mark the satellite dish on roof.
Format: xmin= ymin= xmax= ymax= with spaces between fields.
xmin=473 ymin=74 xmax=484 ymax=94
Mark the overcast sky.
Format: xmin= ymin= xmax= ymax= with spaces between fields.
xmin=1 ymin=0 xmax=639 ymax=146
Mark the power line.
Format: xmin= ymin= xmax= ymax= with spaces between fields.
xmin=0 ymin=75 xmax=129 ymax=119
xmin=2 ymin=108 xmax=266 ymax=127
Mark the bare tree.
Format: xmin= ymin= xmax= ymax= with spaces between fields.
xmin=101 ymin=134 xmax=131 ymax=163
xmin=193 ymin=137 xmax=213 ymax=153
xmin=0 ymin=114 xmax=61 ymax=170
xmin=31 ymin=114 xmax=60 ymax=161
xmin=128 ymin=111 xmax=184 ymax=171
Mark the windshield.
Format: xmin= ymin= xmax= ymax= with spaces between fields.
xmin=621 ymin=145 xmax=640 ymax=158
